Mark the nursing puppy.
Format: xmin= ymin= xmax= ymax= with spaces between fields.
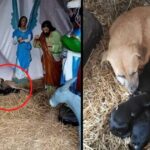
xmin=129 ymin=109 xmax=150 ymax=150
xmin=110 ymin=93 xmax=150 ymax=138
xmin=102 ymin=7 xmax=150 ymax=93
xmin=110 ymin=60 xmax=150 ymax=137
xmin=136 ymin=61 xmax=150 ymax=93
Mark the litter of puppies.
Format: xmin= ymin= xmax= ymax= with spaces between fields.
xmin=110 ymin=93 xmax=150 ymax=138
xmin=110 ymin=61 xmax=150 ymax=149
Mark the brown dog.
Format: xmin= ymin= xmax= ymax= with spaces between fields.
xmin=102 ymin=7 xmax=150 ymax=93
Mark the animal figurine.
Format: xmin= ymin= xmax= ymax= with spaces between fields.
xmin=49 ymin=78 xmax=81 ymax=148
xmin=102 ymin=7 xmax=150 ymax=93
xmin=110 ymin=93 xmax=150 ymax=138
xmin=129 ymin=109 xmax=150 ymax=150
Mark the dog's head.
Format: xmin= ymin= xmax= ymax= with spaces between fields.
xmin=102 ymin=44 xmax=148 ymax=93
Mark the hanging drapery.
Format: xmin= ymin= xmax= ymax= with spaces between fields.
xmin=11 ymin=0 xmax=19 ymax=30
xmin=28 ymin=0 xmax=41 ymax=31
xmin=40 ymin=0 xmax=72 ymax=35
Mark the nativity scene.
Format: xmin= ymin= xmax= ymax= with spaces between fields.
xmin=0 ymin=0 xmax=81 ymax=149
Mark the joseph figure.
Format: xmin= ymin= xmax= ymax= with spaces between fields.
xmin=33 ymin=20 xmax=62 ymax=88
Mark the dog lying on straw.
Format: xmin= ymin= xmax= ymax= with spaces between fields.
xmin=102 ymin=6 xmax=150 ymax=93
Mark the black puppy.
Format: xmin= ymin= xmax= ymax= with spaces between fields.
xmin=110 ymin=93 xmax=150 ymax=138
xmin=129 ymin=109 xmax=150 ymax=150
xmin=0 ymin=88 xmax=20 ymax=95
xmin=0 ymin=79 xmax=20 ymax=95
xmin=110 ymin=61 xmax=150 ymax=138
xmin=135 ymin=62 xmax=150 ymax=94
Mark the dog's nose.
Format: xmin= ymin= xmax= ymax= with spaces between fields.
xmin=128 ymin=144 xmax=139 ymax=150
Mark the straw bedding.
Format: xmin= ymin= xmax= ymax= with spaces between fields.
xmin=0 ymin=89 xmax=78 ymax=150
xmin=83 ymin=0 xmax=150 ymax=150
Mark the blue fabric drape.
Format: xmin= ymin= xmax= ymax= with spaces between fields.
xmin=11 ymin=0 xmax=19 ymax=30
xmin=28 ymin=0 xmax=41 ymax=30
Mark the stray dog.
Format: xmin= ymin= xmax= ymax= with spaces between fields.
xmin=0 ymin=88 xmax=19 ymax=95
xmin=0 ymin=78 xmax=19 ymax=95
xmin=110 ymin=93 xmax=150 ymax=138
xmin=102 ymin=7 xmax=150 ymax=93
xmin=129 ymin=109 xmax=150 ymax=150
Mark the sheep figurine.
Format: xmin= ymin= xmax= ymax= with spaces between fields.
xmin=49 ymin=78 xmax=81 ymax=148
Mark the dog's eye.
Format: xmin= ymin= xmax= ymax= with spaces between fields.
xmin=117 ymin=75 xmax=125 ymax=78
xmin=130 ymin=71 xmax=137 ymax=76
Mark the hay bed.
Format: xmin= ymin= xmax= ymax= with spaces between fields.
xmin=0 ymin=89 xmax=78 ymax=150
xmin=83 ymin=0 xmax=150 ymax=150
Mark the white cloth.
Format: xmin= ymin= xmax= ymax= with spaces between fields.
xmin=15 ymin=59 xmax=26 ymax=79
xmin=0 ymin=52 xmax=13 ymax=80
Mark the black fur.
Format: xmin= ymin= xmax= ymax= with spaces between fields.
xmin=110 ymin=93 xmax=150 ymax=138
xmin=0 ymin=88 xmax=20 ymax=95
xmin=110 ymin=61 xmax=150 ymax=138
xmin=0 ymin=79 xmax=20 ymax=95
xmin=135 ymin=62 xmax=150 ymax=94
xmin=110 ymin=61 xmax=150 ymax=149
xmin=129 ymin=109 xmax=150 ymax=150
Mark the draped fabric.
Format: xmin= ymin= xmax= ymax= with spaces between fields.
xmin=39 ymin=0 xmax=73 ymax=35
xmin=0 ymin=0 xmax=72 ymax=81
xmin=0 ymin=52 xmax=13 ymax=80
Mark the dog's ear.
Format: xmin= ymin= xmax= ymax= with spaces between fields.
xmin=137 ymin=46 xmax=147 ymax=61
xmin=101 ymin=51 xmax=110 ymax=67
xmin=138 ymin=47 xmax=149 ymax=69
xmin=132 ymin=44 xmax=148 ymax=65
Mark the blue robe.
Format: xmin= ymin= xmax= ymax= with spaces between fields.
xmin=61 ymin=50 xmax=81 ymax=90
xmin=13 ymin=29 xmax=33 ymax=70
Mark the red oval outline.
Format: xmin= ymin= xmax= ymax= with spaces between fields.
xmin=0 ymin=64 xmax=32 ymax=112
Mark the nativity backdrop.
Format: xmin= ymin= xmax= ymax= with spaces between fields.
xmin=0 ymin=0 xmax=73 ymax=80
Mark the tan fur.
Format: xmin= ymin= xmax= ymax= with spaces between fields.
xmin=103 ymin=7 xmax=150 ymax=92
